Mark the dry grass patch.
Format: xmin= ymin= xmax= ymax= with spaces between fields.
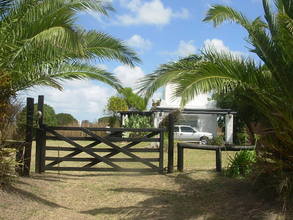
xmin=0 ymin=142 xmax=292 ymax=220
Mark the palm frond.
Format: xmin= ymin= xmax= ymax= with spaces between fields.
xmin=49 ymin=63 xmax=122 ymax=90
xmin=0 ymin=0 xmax=139 ymax=93
xmin=81 ymin=31 xmax=141 ymax=66
xmin=203 ymin=5 xmax=250 ymax=28
xmin=137 ymin=55 xmax=201 ymax=99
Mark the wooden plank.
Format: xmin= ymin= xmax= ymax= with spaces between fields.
xmin=45 ymin=128 xmax=122 ymax=170
xmin=46 ymin=136 xmax=159 ymax=142
xmin=45 ymin=146 xmax=159 ymax=152
xmin=15 ymin=148 xmax=24 ymax=175
xmin=107 ymin=137 xmax=160 ymax=142
xmin=81 ymin=128 xmax=159 ymax=170
xmin=168 ymin=113 xmax=174 ymax=173
xmin=159 ymin=131 xmax=164 ymax=174
xmin=216 ymin=148 xmax=222 ymax=172
xmin=47 ymin=126 xmax=166 ymax=132
xmin=23 ymin=97 xmax=34 ymax=176
xmin=40 ymin=128 xmax=46 ymax=173
xmin=35 ymin=95 xmax=44 ymax=173
xmin=45 ymin=167 xmax=158 ymax=172
xmin=177 ymin=143 xmax=184 ymax=172
xmin=178 ymin=143 xmax=255 ymax=151
xmin=83 ymin=131 xmax=159 ymax=168
xmin=45 ymin=157 xmax=159 ymax=162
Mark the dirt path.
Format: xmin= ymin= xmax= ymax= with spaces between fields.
xmin=1 ymin=170 xmax=290 ymax=220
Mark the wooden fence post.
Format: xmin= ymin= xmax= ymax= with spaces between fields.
xmin=177 ymin=143 xmax=184 ymax=172
xmin=216 ymin=148 xmax=222 ymax=172
xmin=159 ymin=130 xmax=164 ymax=174
xmin=168 ymin=113 xmax=174 ymax=173
xmin=23 ymin=97 xmax=34 ymax=176
xmin=35 ymin=95 xmax=44 ymax=173
xmin=15 ymin=147 xmax=24 ymax=176
xmin=40 ymin=125 xmax=46 ymax=172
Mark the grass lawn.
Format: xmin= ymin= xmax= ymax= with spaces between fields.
xmin=0 ymin=141 xmax=291 ymax=220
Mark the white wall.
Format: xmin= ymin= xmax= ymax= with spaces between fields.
xmin=159 ymin=84 xmax=218 ymax=136
xmin=162 ymin=84 xmax=216 ymax=108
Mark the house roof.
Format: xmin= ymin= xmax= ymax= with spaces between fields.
xmin=118 ymin=107 xmax=236 ymax=116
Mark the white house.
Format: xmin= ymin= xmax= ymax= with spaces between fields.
xmin=154 ymin=84 xmax=234 ymax=143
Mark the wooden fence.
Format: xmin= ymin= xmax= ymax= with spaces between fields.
xmin=0 ymin=97 xmax=34 ymax=176
xmin=177 ymin=143 xmax=255 ymax=172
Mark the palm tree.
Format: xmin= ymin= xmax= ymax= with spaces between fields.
xmin=138 ymin=0 xmax=293 ymax=200
xmin=0 ymin=0 xmax=140 ymax=96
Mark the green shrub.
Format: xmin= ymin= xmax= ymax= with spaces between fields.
xmin=124 ymin=115 xmax=152 ymax=137
xmin=235 ymin=132 xmax=250 ymax=145
xmin=225 ymin=150 xmax=256 ymax=178
xmin=0 ymin=148 xmax=19 ymax=185
xmin=252 ymin=167 xmax=293 ymax=207
xmin=207 ymin=135 xmax=225 ymax=146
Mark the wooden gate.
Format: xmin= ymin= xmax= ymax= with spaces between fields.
xmin=35 ymin=125 xmax=165 ymax=173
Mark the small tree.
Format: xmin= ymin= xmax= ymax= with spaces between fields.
xmin=56 ymin=113 xmax=78 ymax=126
xmin=106 ymin=96 xmax=128 ymax=127
xmin=120 ymin=88 xmax=147 ymax=111
xmin=107 ymin=96 xmax=128 ymax=114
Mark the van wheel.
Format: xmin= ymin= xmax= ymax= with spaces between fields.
xmin=200 ymin=136 xmax=209 ymax=145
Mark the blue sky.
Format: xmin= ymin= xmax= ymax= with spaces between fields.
xmin=23 ymin=0 xmax=264 ymax=122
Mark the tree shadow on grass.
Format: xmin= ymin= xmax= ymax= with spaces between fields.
xmin=80 ymin=171 xmax=290 ymax=220
xmin=2 ymin=185 xmax=69 ymax=209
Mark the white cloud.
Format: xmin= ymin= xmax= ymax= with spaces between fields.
xmin=177 ymin=40 xmax=197 ymax=57
xmin=113 ymin=65 xmax=145 ymax=88
xmin=126 ymin=34 xmax=152 ymax=53
xmin=117 ymin=0 xmax=190 ymax=26
xmin=203 ymin=39 xmax=243 ymax=56
xmin=163 ymin=40 xmax=196 ymax=57
xmin=20 ymin=80 xmax=115 ymax=121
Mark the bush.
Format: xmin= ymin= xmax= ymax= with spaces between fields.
xmin=0 ymin=148 xmax=19 ymax=185
xmin=225 ymin=150 xmax=256 ymax=178
xmin=252 ymin=167 xmax=293 ymax=208
xmin=207 ymin=135 xmax=225 ymax=146
xmin=56 ymin=113 xmax=78 ymax=126
xmin=235 ymin=132 xmax=250 ymax=145
xmin=124 ymin=115 xmax=152 ymax=137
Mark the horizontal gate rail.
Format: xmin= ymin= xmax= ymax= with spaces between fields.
xmin=45 ymin=167 xmax=159 ymax=172
xmin=46 ymin=126 xmax=166 ymax=132
xmin=45 ymin=157 xmax=159 ymax=162
xmin=46 ymin=136 xmax=160 ymax=142
xmin=45 ymin=147 xmax=159 ymax=152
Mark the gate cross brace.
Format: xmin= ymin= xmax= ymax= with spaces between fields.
xmin=83 ymin=131 xmax=159 ymax=168
xmin=46 ymin=140 xmax=101 ymax=167
xmin=46 ymin=128 xmax=122 ymax=170
xmin=81 ymin=128 xmax=159 ymax=170
xmin=46 ymin=131 xmax=122 ymax=167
